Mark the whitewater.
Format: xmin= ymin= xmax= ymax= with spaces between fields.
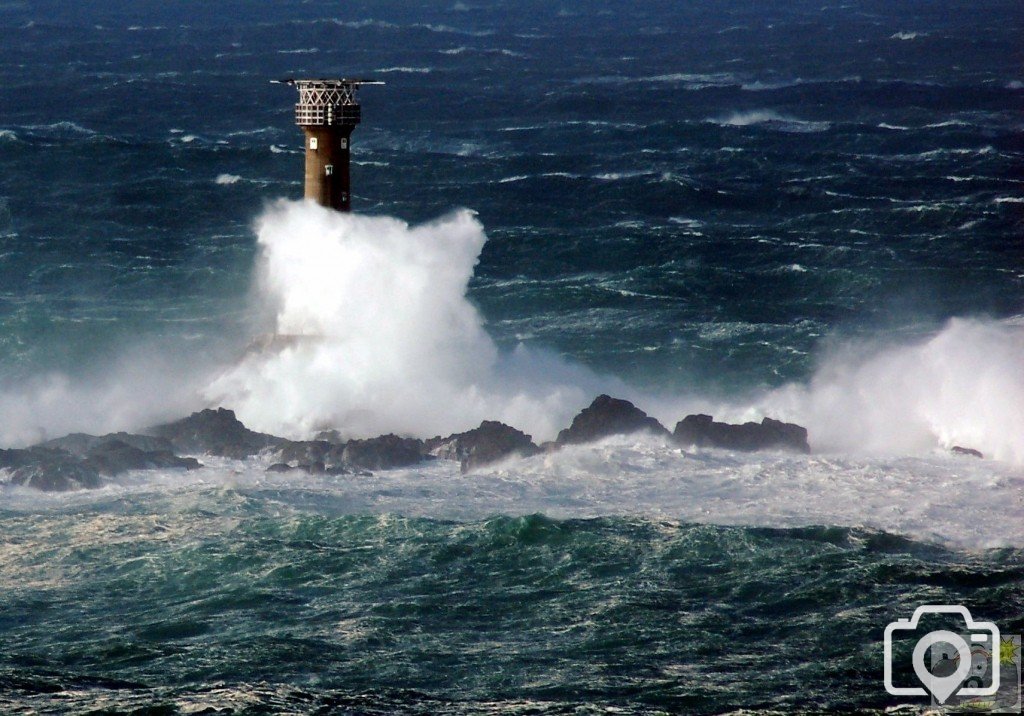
xmin=4 ymin=201 xmax=1023 ymax=552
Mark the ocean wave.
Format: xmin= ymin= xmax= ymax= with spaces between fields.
xmin=577 ymin=72 xmax=737 ymax=88
xmin=708 ymin=110 xmax=831 ymax=133
xmin=923 ymin=119 xmax=975 ymax=129
xmin=740 ymin=78 xmax=804 ymax=91
xmin=203 ymin=202 xmax=618 ymax=441
xmin=375 ymin=66 xmax=433 ymax=74
xmin=4 ymin=438 xmax=1023 ymax=550
xmin=440 ymin=46 xmax=525 ymax=57
xmin=755 ymin=318 xmax=1024 ymax=465
xmin=277 ymin=47 xmax=319 ymax=54
xmin=318 ymin=18 xmax=494 ymax=36
xmin=890 ymin=31 xmax=926 ymax=40
xmin=21 ymin=121 xmax=97 ymax=137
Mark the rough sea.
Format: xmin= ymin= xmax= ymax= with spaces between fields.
xmin=1 ymin=1 xmax=1023 ymax=713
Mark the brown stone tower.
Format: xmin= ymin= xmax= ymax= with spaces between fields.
xmin=277 ymin=78 xmax=382 ymax=212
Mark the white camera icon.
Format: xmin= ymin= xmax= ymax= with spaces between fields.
xmin=884 ymin=605 xmax=1001 ymax=704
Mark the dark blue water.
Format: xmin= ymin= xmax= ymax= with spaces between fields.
xmin=1 ymin=1 xmax=1023 ymax=713
xmin=2 ymin=0 xmax=1021 ymax=389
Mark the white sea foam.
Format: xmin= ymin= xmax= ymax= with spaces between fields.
xmin=215 ymin=174 xmax=242 ymax=185
xmin=890 ymin=31 xmax=924 ymax=40
xmin=3 ymin=439 xmax=1022 ymax=550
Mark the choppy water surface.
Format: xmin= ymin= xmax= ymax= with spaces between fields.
xmin=1 ymin=0 xmax=1023 ymax=713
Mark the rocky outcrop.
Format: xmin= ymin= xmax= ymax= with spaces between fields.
xmin=146 ymin=408 xmax=284 ymax=459
xmin=1 ymin=434 xmax=201 ymax=492
xmin=429 ymin=421 xmax=539 ymax=473
xmin=341 ymin=435 xmax=426 ymax=471
xmin=951 ymin=446 xmax=983 ymax=459
xmin=672 ymin=414 xmax=810 ymax=453
xmin=83 ymin=439 xmax=201 ymax=475
xmin=556 ymin=395 xmax=669 ymax=446
xmin=40 ymin=432 xmax=177 ymax=457
xmin=1 ymin=447 xmax=102 ymax=492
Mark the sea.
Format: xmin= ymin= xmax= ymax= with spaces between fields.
xmin=1 ymin=0 xmax=1023 ymax=713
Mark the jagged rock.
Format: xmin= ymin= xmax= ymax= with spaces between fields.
xmin=265 ymin=460 xmax=354 ymax=475
xmin=39 ymin=432 xmax=176 ymax=457
xmin=672 ymin=414 xmax=810 ymax=453
xmin=83 ymin=440 xmax=201 ymax=475
xmin=146 ymin=408 xmax=284 ymax=459
xmin=313 ymin=429 xmax=345 ymax=444
xmin=556 ymin=395 xmax=669 ymax=446
xmin=1 ymin=435 xmax=202 ymax=492
xmin=270 ymin=434 xmax=424 ymax=473
xmin=430 ymin=421 xmax=539 ymax=473
xmin=341 ymin=434 xmax=425 ymax=471
xmin=951 ymin=446 xmax=983 ymax=459
xmin=1 ymin=447 xmax=102 ymax=492
xmin=274 ymin=440 xmax=337 ymax=466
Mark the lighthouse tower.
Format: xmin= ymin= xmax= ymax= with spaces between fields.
xmin=277 ymin=78 xmax=382 ymax=212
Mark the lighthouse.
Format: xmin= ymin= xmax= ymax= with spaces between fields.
xmin=276 ymin=78 xmax=382 ymax=212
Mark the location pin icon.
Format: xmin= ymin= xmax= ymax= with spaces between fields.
xmin=912 ymin=630 xmax=972 ymax=704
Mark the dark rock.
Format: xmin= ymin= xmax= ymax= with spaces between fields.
xmin=313 ymin=429 xmax=345 ymax=444
xmin=2 ymin=431 xmax=203 ymax=492
xmin=84 ymin=439 xmax=201 ymax=476
xmin=951 ymin=446 xmax=983 ymax=459
xmin=146 ymin=408 xmax=284 ymax=459
xmin=341 ymin=434 xmax=425 ymax=471
xmin=556 ymin=395 xmax=669 ymax=446
xmin=272 ymin=440 xmax=343 ymax=469
xmin=2 ymin=447 xmax=102 ymax=492
xmin=672 ymin=414 xmax=810 ymax=453
xmin=431 ymin=421 xmax=539 ymax=473
xmin=268 ymin=460 xmax=352 ymax=475
xmin=39 ymin=432 xmax=175 ymax=458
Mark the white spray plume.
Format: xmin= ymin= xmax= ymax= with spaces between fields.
xmin=756 ymin=318 xmax=1024 ymax=463
xmin=205 ymin=200 xmax=619 ymax=441
xmin=0 ymin=342 xmax=219 ymax=448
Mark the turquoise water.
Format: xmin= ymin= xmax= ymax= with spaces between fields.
xmin=3 ymin=493 xmax=1022 ymax=713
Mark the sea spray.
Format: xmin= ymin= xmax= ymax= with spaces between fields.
xmin=0 ymin=341 xmax=222 ymax=449
xmin=204 ymin=200 xmax=1024 ymax=463
xmin=755 ymin=318 xmax=1024 ymax=463
xmin=205 ymin=200 xmax=621 ymax=440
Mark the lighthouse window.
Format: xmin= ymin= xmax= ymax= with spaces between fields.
xmin=324 ymin=165 xmax=334 ymax=176
xmin=309 ymin=137 xmax=318 ymax=150
xmin=340 ymin=138 xmax=348 ymax=149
